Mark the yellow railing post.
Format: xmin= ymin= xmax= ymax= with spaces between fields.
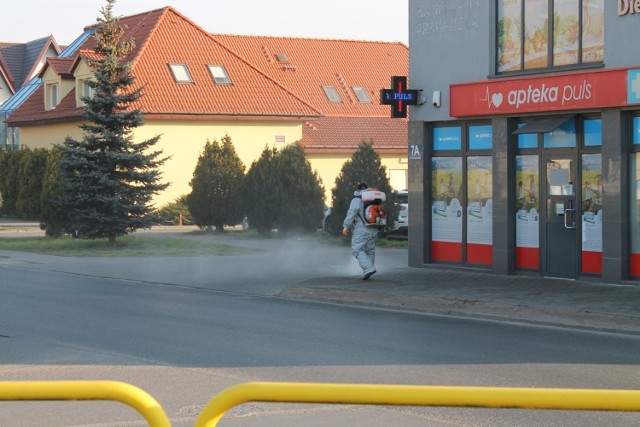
xmin=0 ymin=381 xmax=171 ymax=427
xmin=194 ymin=382 xmax=640 ymax=427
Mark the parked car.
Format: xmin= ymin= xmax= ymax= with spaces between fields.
xmin=390 ymin=189 xmax=408 ymax=236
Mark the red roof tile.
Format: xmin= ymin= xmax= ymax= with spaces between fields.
xmin=301 ymin=117 xmax=407 ymax=153
xmin=42 ymin=58 xmax=75 ymax=77
xmin=212 ymin=34 xmax=409 ymax=117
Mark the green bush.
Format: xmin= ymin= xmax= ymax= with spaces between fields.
xmin=0 ymin=149 xmax=23 ymax=216
xmin=39 ymin=147 xmax=69 ymax=237
xmin=155 ymin=195 xmax=192 ymax=225
xmin=16 ymin=147 xmax=49 ymax=219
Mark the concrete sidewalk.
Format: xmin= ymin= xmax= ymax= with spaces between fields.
xmin=1 ymin=220 xmax=640 ymax=335
xmin=282 ymin=267 xmax=640 ymax=335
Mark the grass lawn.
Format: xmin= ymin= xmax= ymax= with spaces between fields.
xmin=0 ymin=227 xmax=407 ymax=257
xmin=0 ymin=234 xmax=261 ymax=257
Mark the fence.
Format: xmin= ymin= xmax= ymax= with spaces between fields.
xmin=3 ymin=380 xmax=640 ymax=426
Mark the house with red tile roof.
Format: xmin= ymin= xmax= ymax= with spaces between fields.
xmin=5 ymin=6 xmax=408 ymax=206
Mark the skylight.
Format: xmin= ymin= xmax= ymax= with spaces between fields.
xmin=169 ymin=64 xmax=193 ymax=83
xmin=352 ymin=86 xmax=372 ymax=103
xmin=322 ymin=86 xmax=342 ymax=103
xmin=276 ymin=54 xmax=288 ymax=63
xmin=208 ymin=65 xmax=232 ymax=85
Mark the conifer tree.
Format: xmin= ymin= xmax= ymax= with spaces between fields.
xmin=327 ymin=140 xmax=398 ymax=236
xmin=243 ymin=144 xmax=324 ymax=235
xmin=39 ymin=148 xmax=69 ymax=237
xmin=243 ymin=147 xmax=279 ymax=235
xmin=272 ymin=144 xmax=325 ymax=234
xmin=187 ymin=135 xmax=245 ymax=232
xmin=56 ymin=0 xmax=168 ymax=244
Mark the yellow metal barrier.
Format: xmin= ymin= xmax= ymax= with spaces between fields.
xmin=194 ymin=382 xmax=640 ymax=427
xmin=0 ymin=380 xmax=170 ymax=427
xmin=3 ymin=380 xmax=640 ymax=426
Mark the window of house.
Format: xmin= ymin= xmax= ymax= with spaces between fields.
xmin=322 ymin=86 xmax=342 ymax=103
xmin=79 ymin=79 xmax=94 ymax=106
xmin=497 ymin=0 xmax=604 ymax=73
xmin=169 ymin=64 xmax=193 ymax=83
xmin=83 ymin=80 xmax=93 ymax=98
xmin=47 ymin=83 xmax=59 ymax=109
xmin=352 ymin=86 xmax=372 ymax=103
xmin=208 ymin=65 xmax=232 ymax=85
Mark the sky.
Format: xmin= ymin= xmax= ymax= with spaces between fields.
xmin=2 ymin=0 xmax=408 ymax=46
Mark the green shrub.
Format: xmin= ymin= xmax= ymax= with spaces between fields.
xmin=155 ymin=195 xmax=192 ymax=225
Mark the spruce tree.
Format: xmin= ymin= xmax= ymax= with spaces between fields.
xmin=327 ymin=140 xmax=398 ymax=236
xmin=56 ymin=0 xmax=168 ymax=244
xmin=187 ymin=135 xmax=245 ymax=232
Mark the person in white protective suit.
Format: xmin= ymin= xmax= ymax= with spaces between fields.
xmin=342 ymin=182 xmax=378 ymax=280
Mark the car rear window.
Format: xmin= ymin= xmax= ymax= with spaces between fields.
xmin=396 ymin=194 xmax=408 ymax=204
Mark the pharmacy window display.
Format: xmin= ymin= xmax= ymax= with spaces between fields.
xmin=497 ymin=0 xmax=604 ymax=73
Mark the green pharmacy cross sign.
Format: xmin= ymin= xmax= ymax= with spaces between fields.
xmin=380 ymin=76 xmax=419 ymax=118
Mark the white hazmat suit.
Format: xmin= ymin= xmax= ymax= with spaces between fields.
xmin=343 ymin=189 xmax=378 ymax=280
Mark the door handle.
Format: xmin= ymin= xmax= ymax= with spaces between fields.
xmin=564 ymin=208 xmax=576 ymax=229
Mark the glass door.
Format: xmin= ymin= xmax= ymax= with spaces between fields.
xmin=544 ymin=156 xmax=578 ymax=278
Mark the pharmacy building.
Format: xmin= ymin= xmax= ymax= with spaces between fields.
xmin=406 ymin=0 xmax=640 ymax=283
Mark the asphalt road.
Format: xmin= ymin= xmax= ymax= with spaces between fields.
xmin=2 ymin=265 xmax=640 ymax=426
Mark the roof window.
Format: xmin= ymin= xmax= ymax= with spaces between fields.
xmin=322 ymin=86 xmax=342 ymax=103
xmin=208 ymin=65 xmax=232 ymax=85
xmin=352 ymin=86 xmax=372 ymax=103
xmin=275 ymin=54 xmax=289 ymax=63
xmin=169 ymin=64 xmax=193 ymax=83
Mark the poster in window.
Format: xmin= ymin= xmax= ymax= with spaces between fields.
xmin=516 ymin=155 xmax=539 ymax=269
xmin=631 ymin=154 xmax=640 ymax=277
xmin=497 ymin=0 xmax=522 ymax=72
xmin=467 ymin=156 xmax=493 ymax=246
xmin=524 ymin=0 xmax=549 ymax=70
xmin=467 ymin=156 xmax=493 ymax=265
xmin=432 ymin=157 xmax=463 ymax=262
xmin=582 ymin=0 xmax=604 ymax=63
xmin=553 ymin=0 xmax=579 ymax=66
xmin=581 ymin=154 xmax=602 ymax=274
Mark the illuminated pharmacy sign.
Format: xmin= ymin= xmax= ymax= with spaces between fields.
xmin=450 ymin=68 xmax=640 ymax=117
xmin=380 ymin=76 xmax=420 ymax=118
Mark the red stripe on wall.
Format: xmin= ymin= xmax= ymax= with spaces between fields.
xmin=631 ymin=253 xmax=640 ymax=278
xmin=581 ymin=251 xmax=602 ymax=274
xmin=516 ymin=247 xmax=539 ymax=270
xmin=432 ymin=241 xmax=462 ymax=262
xmin=467 ymin=243 xmax=492 ymax=265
